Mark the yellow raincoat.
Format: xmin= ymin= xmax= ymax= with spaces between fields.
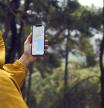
xmin=0 ymin=32 xmax=28 ymax=108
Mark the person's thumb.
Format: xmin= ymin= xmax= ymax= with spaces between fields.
xmin=25 ymin=33 xmax=32 ymax=44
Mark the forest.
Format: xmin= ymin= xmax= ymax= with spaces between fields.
xmin=0 ymin=0 xmax=103 ymax=108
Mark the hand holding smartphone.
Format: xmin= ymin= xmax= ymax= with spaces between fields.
xmin=32 ymin=25 xmax=45 ymax=56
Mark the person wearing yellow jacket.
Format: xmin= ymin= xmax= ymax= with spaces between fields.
xmin=0 ymin=32 xmax=48 ymax=108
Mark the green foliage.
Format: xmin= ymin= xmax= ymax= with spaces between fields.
xmin=31 ymin=62 xmax=100 ymax=108
xmin=79 ymin=37 xmax=94 ymax=55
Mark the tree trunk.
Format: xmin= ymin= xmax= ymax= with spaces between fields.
xmin=64 ymin=32 xmax=69 ymax=108
xmin=99 ymin=35 xmax=104 ymax=108
xmin=5 ymin=0 xmax=20 ymax=63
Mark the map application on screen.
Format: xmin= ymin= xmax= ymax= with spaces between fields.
xmin=32 ymin=25 xmax=44 ymax=55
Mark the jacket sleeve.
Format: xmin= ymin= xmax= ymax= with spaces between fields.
xmin=3 ymin=60 xmax=28 ymax=88
xmin=0 ymin=32 xmax=5 ymax=68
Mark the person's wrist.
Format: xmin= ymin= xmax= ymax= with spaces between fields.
xmin=19 ymin=53 xmax=32 ymax=66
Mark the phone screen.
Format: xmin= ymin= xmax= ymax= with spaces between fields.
xmin=32 ymin=25 xmax=45 ymax=55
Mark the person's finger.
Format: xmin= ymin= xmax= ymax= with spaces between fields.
xmin=45 ymin=40 xmax=48 ymax=45
xmin=25 ymin=33 xmax=32 ymax=43
xmin=44 ymin=45 xmax=48 ymax=49
xmin=45 ymin=35 xmax=48 ymax=39
xmin=44 ymin=50 xmax=48 ymax=54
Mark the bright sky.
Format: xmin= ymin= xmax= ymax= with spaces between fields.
xmin=58 ymin=0 xmax=103 ymax=8
xmin=78 ymin=0 xmax=103 ymax=8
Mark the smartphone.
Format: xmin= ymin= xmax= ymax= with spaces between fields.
xmin=32 ymin=25 xmax=45 ymax=55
